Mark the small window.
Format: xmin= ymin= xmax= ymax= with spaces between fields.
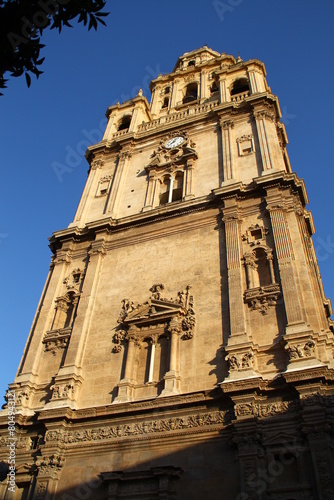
xmin=188 ymin=60 xmax=195 ymax=67
xmin=162 ymin=97 xmax=169 ymax=109
xmin=250 ymin=229 xmax=262 ymax=241
xmin=99 ymin=180 xmax=110 ymax=196
xmin=164 ymin=86 xmax=171 ymax=94
xmin=237 ymin=135 xmax=254 ymax=156
xmin=72 ymin=273 xmax=81 ymax=284
xmin=172 ymin=174 xmax=183 ymax=202
xmin=230 ymin=78 xmax=250 ymax=96
xmin=159 ymin=174 xmax=184 ymax=205
xmin=117 ymin=115 xmax=131 ymax=131
xmin=159 ymin=177 xmax=170 ymax=205
xmin=183 ymin=83 xmax=198 ymax=104
xmin=210 ymin=81 xmax=219 ymax=94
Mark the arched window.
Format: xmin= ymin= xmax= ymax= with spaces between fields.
xmin=162 ymin=97 xmax=169 ymax=109
xmin=164 ymin=86 xmax=171 ymax=94
xmin=183 ymin=83 xmax=198 ymax=104
xmin=230 ymin=78 xmax=250 ymax=96
xmin=172 ymin=173 xmax=183 ymax=202
xmin=159 ymin=177 xmax=170 ymax=205
xmin=253 ymin=248 xmax=271 ymax=288
xmin=117 ymin=115 xmax=132 ymax=132
xmin=159 ymin=174 xmax=184 ymax=205
xmin=51 ymin=291 xmax=77 ymax=331
xmin=188 ymin=60 xmax=196 ymax=67
xmin=210 ymin=81 xmax=219 ymax=94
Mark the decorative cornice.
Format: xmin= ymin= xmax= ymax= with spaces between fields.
xmin=45 ymin=409 xmax=230 ymax=445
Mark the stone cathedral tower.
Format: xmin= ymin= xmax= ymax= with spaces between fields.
xmin=1 ymin=47 xmax=334 ymax=499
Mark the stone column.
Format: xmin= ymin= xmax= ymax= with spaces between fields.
xmin=14 ymin=248 xmax=72 ymax=404
xmin=247 ymin=69 xmax=259 ymax=94
xmin=47 ymin=236 xmax=107 ymax=408
xmin=184 ymin=159 xmax=195 ymax=200
xmin=219 ymin=116 xmax=235 ymax=183
xmin=142 ymin=171 xmax=158 ymax=211
xmin=102 ymin=113 xmax=116 ymax=140
xmin=150 ymin=85 xmax=161 ymax=117
xmin=106 ymin=146 xmax=132 ymax=218
xmin=33 ymin=453 xmax=64 ymax=500
xmin=219 ymin=77 xmax=228 ymax=103
xmin=161 ymin=318 xmax=181 ymax=396
xmin=223 ymin=198 xmax=247 ymax=341
xmin=266 ymin=192 xmax=304 ymax=327
xmin=114 ymin=331 xmax=138 ymax=403
xmin=253 ymin=108 xmax=275 ymax=173
xmin=73 ymin=158 xmax=104 ymax=223
xmin=266 ymin=189 xmax=322 ymax=369
xmin=170 ymin=79 xmax=180 ymax=109
xmin=200 ymin=70 xmax=207 ymax=100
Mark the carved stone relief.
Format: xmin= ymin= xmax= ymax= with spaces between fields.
xmin=113 ymin=284 xmax=195 ymax=352
xmin=45 ymin=409 xmax=229 ymax=444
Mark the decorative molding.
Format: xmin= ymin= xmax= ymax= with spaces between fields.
xmin=146 ymin=131 xmax=197 ymax=173
xmin=242 ymin=223 xmax=269 ymax=246
xmin=112 ymin=284 xmax=195 ymax=352
xmin=226 ymin=350 xmax=254 ymax=371
xmin=35 ymin=454 xmax=65 ymax=479
xmin=63 ymin=268 xmax=84 ymax=292
xmin=45 ymin=409 xmax=230 ymax=444
xmin=244 ymin=284 xmax=281 ymax=314
xmin=35 ymin=481 xmax=48 ymax=500
xmin=91 ymin=158 xmax=104 ymax=170
xmin=285 ymin=340 xmax=316 ymax=361
xmin=43 ymin=327 xmax=71 ymax=355
xmin=236 ymin=134 xmax=255 ymax=156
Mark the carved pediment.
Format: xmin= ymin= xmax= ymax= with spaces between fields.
xmin=146 ymin=131 xmax=198 ymax=173
xmin=113 ymin=284 xmax=195 ymax=351
xmin=262 ymin=430 xmax=297 ymax=447
xmin=125 ymin=299 xmax=186 ymax=327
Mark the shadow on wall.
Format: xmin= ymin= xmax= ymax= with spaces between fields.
xmin=4 ymin=393 xmax=333 ymax=499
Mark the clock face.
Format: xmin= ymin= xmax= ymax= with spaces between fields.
xmin=164 ymin=136 xmax=184 ymax=149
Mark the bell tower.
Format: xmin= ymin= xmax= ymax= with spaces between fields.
xmin=1 ymin=47 xmax=334 ymax=500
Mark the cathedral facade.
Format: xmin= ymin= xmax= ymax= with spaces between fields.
xmin=1 ymin=47 xmax=334 ymax=499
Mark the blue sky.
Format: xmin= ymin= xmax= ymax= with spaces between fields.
xmin=1 ymin=0 xmax=334 ymax=402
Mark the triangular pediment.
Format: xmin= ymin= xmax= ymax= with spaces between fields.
xmin=124 ymin=299 xmax=185 ymax=326
xmin=262 ymin=431 xmax=296 ymax=446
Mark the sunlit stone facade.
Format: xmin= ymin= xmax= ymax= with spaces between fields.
xmin=1 ymin=47 xmax=334 ymax=499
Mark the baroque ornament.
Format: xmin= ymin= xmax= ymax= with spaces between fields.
xmin=45 ymin=409 xmax=229 ymax=444
xmin=112 ymin=284 xmax=195 ymax=352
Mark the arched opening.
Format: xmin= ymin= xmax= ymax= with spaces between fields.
xmin=171 ymin=173 xmax=183 ymax=202
xmin=162 ymin=97 xmax=169 ymax=109
xmin=230 ymin=78 xmax=250 ymax=96
xmin=159 ymin=177 xmax=170 ymax=205
xmin=164 ymin=86 xmax=171 ymax=94
xmin=117 ymin=115 xmax=132 ymax=132
xmin=188 ymin=60 xmax=195 ymax=67
xmin=183 ymin=83 xmax=198 ymax=104
xmin=210 ymin=81 xmax=219 ymax=94
xmin=159 ymin=174 xmax=184 ymax=205
xmin=254 ymin=248 xmax=271 ymax=288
